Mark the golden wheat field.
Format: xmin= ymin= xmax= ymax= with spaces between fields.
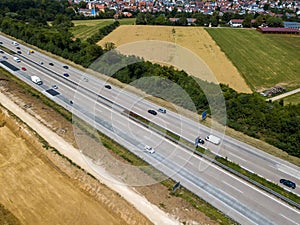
xmin=98 ymin=25 xmax=252 ymax=93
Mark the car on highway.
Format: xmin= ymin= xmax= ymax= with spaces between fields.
xmin=63 ymin=73 xmax=69 ymax=77
xmin=16 ymin=47 xmax=20 ymax=49
xmin=280 ymin=179 xmax=296 ymax=189
xmin=63 ymin=65 xmax=69 ymax=69
xmin=197 ymin=137 xmax=205 ymax=145
xmin=144 ymin=145 xmax=155 ymax=154
xmin=49 ymin=62 xmax=54 ymax=66
xmin=21 ymin=67 xmax=26 ymax=71
xmin=52 ymin=84 xmax=58 ymax=89
xmin=40 ymin=61 xmax=44 ymax=65
xmin=17 ymin=51 xmax=22 ymax=54
xmin=2 ymin=56 xmax=8 ymax=60
xmin=82 ymin=77 xmax=88 ymax=82
xmin=0 ymin=50 xmax=4 ymax=54
xmin=148 ymin=109 xmax=157 ymax=115
xmin=158 ymin=108 xmax=166 ymax=113
xmin=104 ymin=84 xmax=111 ymax=89
xmin=0 ymin=41 xmax=3 ymax=44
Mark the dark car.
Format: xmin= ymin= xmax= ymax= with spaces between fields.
xmin=148 ymin=109 xmax=157 ymax=115
xmin=16 ymin=47 xmax=20 ymax=49
xmin=0 ymin=50 xmax=4 ymax=54
xmin=0 ymin=41 xmax=3 ymax=44
xmin=197 ymin=137 xmax=205 ymax=145
xmin=63 ymin=65 xmax=69 ymax=69
xmin=280 ymin=179 xmax=296 ymax=189
xmin=2 ymin=56 xmax=8 ymax=60
xmin=104 ymin=84 xmax=111 ymax=89
xmin=17 ymin=51 xmax=22 ymax=54
xmin=63 ymin=73 xmax=69 ymax=77
xmin=49 ymin=62 xmax=54 ymax=66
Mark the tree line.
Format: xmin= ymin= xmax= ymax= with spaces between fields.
xmin=0 ymin=0 xmax=120 ymax=67
xmin=136 ymin=11 xmax=299 ymax=27
xmin=99 ymin=56 xmax=299 ymax=158
xmin=0 ymin=0 xmax=299 ymax=158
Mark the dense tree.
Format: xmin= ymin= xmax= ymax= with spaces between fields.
xmin=242 ymin=14 xmax=253 ymax=28
xmin=266 ymin=16 xmax=283 ymax=27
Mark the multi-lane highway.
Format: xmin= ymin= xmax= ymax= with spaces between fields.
xmin=0 ymin=34 xmax=300 ymax=224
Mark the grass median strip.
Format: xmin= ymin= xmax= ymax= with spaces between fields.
xmin=125 ymin=103 xmax=300 ymax=207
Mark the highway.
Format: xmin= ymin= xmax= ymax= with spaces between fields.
xmin=7 ymin=35 xmax=298 ymax=197
xmin=0 ymin=34 xmax=300 ymax=224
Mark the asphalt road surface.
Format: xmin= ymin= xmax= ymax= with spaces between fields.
xmin=1 ymin=34 xmax=300 ymax=224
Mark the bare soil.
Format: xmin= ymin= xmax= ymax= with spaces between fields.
xmin=0 ymin=70 xmax=219 ymax=224
xmin=98 ymin=25 xmax=252 ymax=93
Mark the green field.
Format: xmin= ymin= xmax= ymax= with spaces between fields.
xmin=205 ymin=28 xmax=300 ymax=91
xmin=71 ymin=18 xmax=135 ymax=40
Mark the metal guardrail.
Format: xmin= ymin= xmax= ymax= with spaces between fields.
xmin=13 ymin=53 xmax=300 ymax=210
xmin=128 ymin=113 xmax=300 ymax=210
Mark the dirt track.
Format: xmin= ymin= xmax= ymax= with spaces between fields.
xmin=0 ymin=68 xmax=220 ymax=224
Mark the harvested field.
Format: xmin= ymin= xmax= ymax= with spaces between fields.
xmin=0 ymin=67 xmax=225 ymax=225
xmin=98 ymin=25 xmax=252 ymax=93
xmin=0 ymin=115 xmax=126 ymax=225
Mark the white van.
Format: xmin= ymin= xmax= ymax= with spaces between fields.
xmin=144 ymin=145 xmax=155 ymax=154
xmin=13 ymin=56 xmax=21 ymax=63
xmin=12 ymin=41 xmax=19 ymax=46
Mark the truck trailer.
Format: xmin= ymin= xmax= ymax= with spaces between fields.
xmin=30 ymin=76 xmax=43 ymax=85
xmin=205 ymin=135 xmax=221 ymax=145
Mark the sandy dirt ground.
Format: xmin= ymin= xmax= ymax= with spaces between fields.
xmin=0 ymin=125 xmax=126 ymax=225
xmin=98 ymin=25 xmax=252 ymax=93
xmin=0 ymin=70 xmax=220 ymax=224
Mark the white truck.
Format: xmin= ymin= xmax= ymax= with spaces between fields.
xmin=205 ymin=135 xmax=221 ymax=145
xmin=30 ymin=76 xmax=43 ymax=85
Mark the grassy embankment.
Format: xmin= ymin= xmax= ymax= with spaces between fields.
xmin=282 ymin=92 xmax=300 ymax=105
xmin=0 ymin=67 xmax=237 ymax=225
xmin=206 ymin=28 xmax=300 ymax=91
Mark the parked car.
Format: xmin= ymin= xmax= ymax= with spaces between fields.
xmin=17 ymin=51 xmax=22 ymax=54
xmin=0 ymin=41 xmax=3 ymax=44
xmin=280 ymin=179 xmax=296 ymax=189
xmin=144 ymin=145 xmax=155 ymax=154
xmin=104 ymin=84 xmax=111 ymax=89
xmin=52 ymin=84 xmax=58 ymax=89
xmin=49 ymin=62 xmax=54 ymax=66
xmin=16 ymin=47 xmax=20 ymax=50
xmin=63 ymin=65 xmax=69 ymax=69
xmin=2 ymin=56 xmax=8 ymax=60
xmin=21 ymin=67 xmax=26 ymax=71
xmin=148 ymin=109 xmax=157 ymax=115
xmin=63 ymin=73 xmax=69 ymax=77
xmin=40 ymin=61 xmax=44 ymax=65
xmin=158 ymin=108 xmax=166 ymax=113
xmin=0 ymin=50 xmax=4 ymax=54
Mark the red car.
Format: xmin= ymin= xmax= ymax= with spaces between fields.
xmin=21 ymin=67 xmax=26 ymax=71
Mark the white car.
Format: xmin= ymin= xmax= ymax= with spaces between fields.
xmin=144 ymin=145 xmax=155 ymax=154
